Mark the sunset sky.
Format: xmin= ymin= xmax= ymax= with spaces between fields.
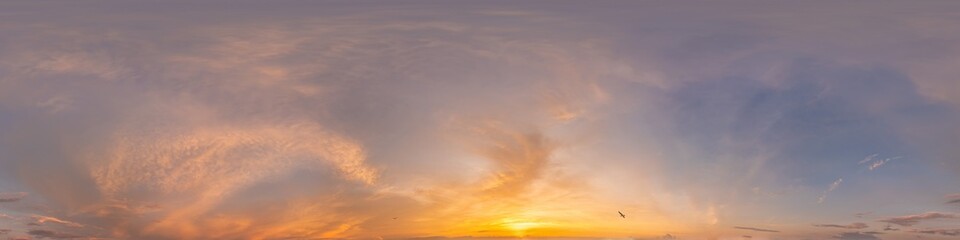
xmin=1 ymin=1 xmax=960 ymax=239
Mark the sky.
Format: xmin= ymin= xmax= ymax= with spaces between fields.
xmin=0 ymin=1 xmax=959 ymax=239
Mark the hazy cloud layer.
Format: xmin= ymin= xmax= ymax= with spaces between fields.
xmin=0 ymin=1 xmax=959 ymax=239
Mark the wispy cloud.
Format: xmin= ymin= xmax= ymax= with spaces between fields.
xmin=868 ymin=156 xmax=900 ymax=171
xmin=30 ymin=215 xmax=84 ymax=228
xmin=813 ymin=222 xmax=868 ymax=229
xmin=457 ymin=121 xmax=557 ymax=197
xmin=818 ymin=178 xmax=843 ymax=203
xmin=878 ymin=212 xmax=957 ymax=226
xmin=733 ymin=226 xmax=780 ymax=233
xmin=857 ymin=154 xmax=899 ymax=171
xmin=36 ymin=96 xmax=73 ymax=114
xmin=858 ymin=154 xmax=879 ymax=165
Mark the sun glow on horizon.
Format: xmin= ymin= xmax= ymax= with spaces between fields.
xmin=502 ymin=218 xmax=547 ymax=237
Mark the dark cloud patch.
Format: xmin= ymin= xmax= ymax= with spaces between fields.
xmin=878 ymin=212 xmax=957 ymax=226
xmin=834 ymin=232 xmax=881 ymax=240
xmin=814 ymin=222 xmax=869 ymax=229
xmin=27 ymin=229 xmax=83 ymax=239
xmin=734 ymin=226 xmax=780 ymax=233
xmin=882 ymin=225 xmax=899 ymax=231
xmin=947 ymin=194 xmax=960 ymax=204
xmin=0 ymin=229 xmax=10 ymax=234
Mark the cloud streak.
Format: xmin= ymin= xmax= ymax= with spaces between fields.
xmin=30 ymin=215 xmax=83 ymax=228
xmin=818 ymin=178 xmax=843 ymax=204
xmin=858 ymin=154 xmax=879 ymax=165
xmin=867 ymin=156 xmax=899 ymax=171
xmin=878 ymin=212 xmax=957 ymax=227
xmin=27 ymin=229 xmax=84 ymax=239
xmin=813 ymin=222 xmax=869 ymax=229
xmin=734 ymin=226 xmax=780 ymax=233
xmin=911 ymin=228 xmax=960 ymax=236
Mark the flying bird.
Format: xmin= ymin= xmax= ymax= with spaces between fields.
xmin=618 ymin=211 xmax=626 ymax=218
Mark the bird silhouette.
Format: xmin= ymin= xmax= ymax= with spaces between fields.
xmin=618 ymin=211 xmax=626 ymax=218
